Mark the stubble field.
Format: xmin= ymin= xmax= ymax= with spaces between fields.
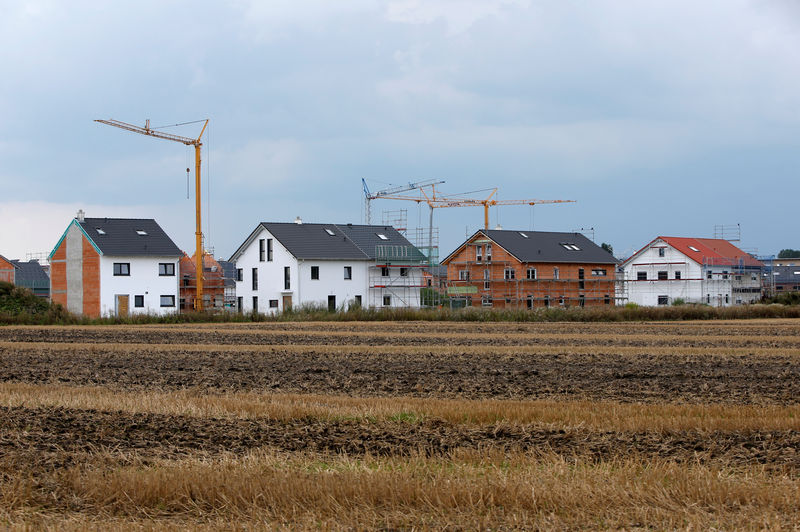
xmin=1 ymin=319 xmax=800 ymax=529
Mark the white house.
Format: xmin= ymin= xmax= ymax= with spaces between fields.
xmin=620 ymin=236 xmax=763 ymax=307
xmin=49 ymin=212 xmax=182 ymax=317
xmin=228 ymin=219 xmax=426 ymax=313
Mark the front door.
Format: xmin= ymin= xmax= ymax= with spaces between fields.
xmin=282 ymin=295 xmax=292 ymax=311
xmin=328 ymin=295 xmax=336 ymax=312
xmin=116 ymin=294 xmax=129 ymax=317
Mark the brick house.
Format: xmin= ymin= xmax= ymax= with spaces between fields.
xmin=0 ymin=255 xmax=14 ymax=284
xmin=441 ymin=229 xmax=618 ymax=308
xmin=49 ymin=212 xmax=182 ymax=317
xmin=178 ymin=251 xmax=227 ymax=312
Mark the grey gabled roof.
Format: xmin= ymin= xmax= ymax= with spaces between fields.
xmin=78 ymin=218 xmax=182 ymax=257
xmin=443 ymin=229 xmax=618 ymax=265
xmin=771 ymin=265 xmax=800 ymax=284
xmin=9 ymin=260 xmax=49 ymax=284
xmin=229 ymin=222 xmax=421 ymax=262
xmin=335 ymin=223 xmax=425 ymax=261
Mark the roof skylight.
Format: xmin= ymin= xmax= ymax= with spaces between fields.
xmin=376 ymin=233 xmax=389 ymax=240
xmin=688 ymin=246 xmax=700 ymax=252
xmin=519 ymin=232 xmax=529 ymax=238
xmin=324 ymin=228 xmax=336 ymax=236
xmin=136 ymin=230 xmax=148 ymax=236
xmin=560 ymin=243 xmax=581 ymax=251
xmin=95 ymin=228 xmax=106 ymax=235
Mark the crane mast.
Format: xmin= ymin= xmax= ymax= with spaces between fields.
xmin=96 ymin=118 xmax=209 ymax=311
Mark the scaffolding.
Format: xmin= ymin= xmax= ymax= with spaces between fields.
xmin=369 ymin=244 xmax=429 ymax=308
xmin=381 ymin=209 xmax=408 ymax=235
xmin=444 ymin=240 xmax=618 ymax=308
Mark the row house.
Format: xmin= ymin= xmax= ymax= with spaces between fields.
xmin=229 ymin=219 xmax=426 ymax=314
xmin=442 ymin=230 xmax=618 ymax=308
xmin=620 ymin=236 xmax=763 ymax=306
xmin=49 ymin=212 xmax=182 ymax=317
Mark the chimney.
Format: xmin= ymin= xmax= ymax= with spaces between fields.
xmin=294 ymin=216 xmax=303 ymax=225
xmin=76 ymin=209 xmax=85 ymax=222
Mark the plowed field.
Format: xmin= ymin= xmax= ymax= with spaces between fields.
xmin=2 ymin=319 xmax=800 ymax=529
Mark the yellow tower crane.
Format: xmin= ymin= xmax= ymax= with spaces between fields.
xmin=384 ymin=185 xmax=576 ymax=230
xmin=95 ymin=118 xmax=209 ymax=310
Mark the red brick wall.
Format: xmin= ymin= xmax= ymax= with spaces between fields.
xmin=0 ymin=256 xmax=14 ymax=284
xmin=445 ymin=238 xmax=616 ymax=308
xmin=82 ymin=237 xmax=100 ymax=317
xmin=50 ymin=240 xmax=67 ymax=307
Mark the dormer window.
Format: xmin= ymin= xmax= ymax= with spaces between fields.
xmin=95 ymin=228 xmax=106 ymax=235
xmin=376 ymin=233 xmax=389 ymax=240
xmin=324 ymin=228 xmax=335 ymax=236
xmin=136 ymin=230 xmax=148 ymax=236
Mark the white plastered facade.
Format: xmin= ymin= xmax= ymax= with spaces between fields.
xmin=100 ymin=256 xmax=180 ymax=316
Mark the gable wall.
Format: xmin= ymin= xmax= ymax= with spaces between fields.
xmin=0 ymin=256 xmax=14 ymax=284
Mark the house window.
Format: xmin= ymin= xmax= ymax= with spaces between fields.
xmin=675 ymin=271 xmax=681 ymax=280
xmin=400 ymin=267 xmax=408 ymax=277
xmin=579 ymin=280 xmax=585 ymax=290
xmin=476 ymin=244 xmax=483 ymax=262
xmin=354 ymin=295 xmax=362 ymax=306
xmin=527 ymin=296 xmax=533 ymax=309
xmin=113 ymin=263 xmax=130 ymax=276
xmin=159 ymin=263 xmax=175 ymax=276
xmin=486 ymin=244 xmax=492 ymax=261
xmin=592 ymin=269 xmax=606 ymax=276
xmin=527 ymin=268 xmax=537 ymax=280
xmin=578 ymin=268 xmax=585 ymax=280
xmin=657 ymin=295 xmax=669 ymax=305
xmin=252 ymin=296 xmax=258 ymax=312
xmin=259 ymin=239 xmax=265 ymax=262
xmin=459 ymin=270 xmax=470 ymax=281
xmin=504 ymin=268 xmax=515 ymax=280
xmin=722 ymin=270 xmax=729 ymax=280
xmin=706 ymin=294 xmax=711 ymax=304
xmin=559 ymin=296 xmax=565 ymax=306
xmin=267 ymin=239 xmax=273 ymax=261
xmin=236 ymin=268 xmax=243 ymax=281
xmin=269 ymin=299 xmax=278 ymax=309
xmin=160 ymin=295 xmax=175 ymax=307
xmin=134 ymin=295 xmax=144 ymax=308
xmin=658 ymin=271 xmax=668 ymax=281
xmin=484 ymin=269 xmax=490 ymax=290
xmin=482 ymin=296 xmax=492 ymax=307
xmin=544 ymin=295 xmax=550 ymax=307
xmin=344 ymin=266 xmax=352 ymax=280
xmin=284 ymin=267 xmax=290 ymax=290
xmin=381 ymin=267 xmax=390 ymax=277
xmin=658 ymin=248 xmax=665 ymax=257
xmin=707 ymin=271 xmax=713 ymax=280
xmin=311 ymin=266 xmax=320 ymax=280
xmin=383 ymin=294 xmax=391 ymax=306
xmin=637 ymin=271 xmax=647 ymax=281
xmin=252 ymin=268 xmax=258 ymax=290
xmin=725 ymin=294 xmax=729 ymax=304
xmin=237 ymin=296 xmax=242 ymax=313
xmin=579 ymin=295 xmax=585 ymax=307
xmin=553 ymin=267 xmax=559 ymax=280
xmin=604 ymin=294 xmax=610 ymax=305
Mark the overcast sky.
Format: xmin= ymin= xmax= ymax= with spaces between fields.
xmin=1 ymin=0 xmax=798 ymax=261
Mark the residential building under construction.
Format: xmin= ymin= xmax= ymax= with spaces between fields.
xmin=441 ymin=229 xmax=618 ymax=308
